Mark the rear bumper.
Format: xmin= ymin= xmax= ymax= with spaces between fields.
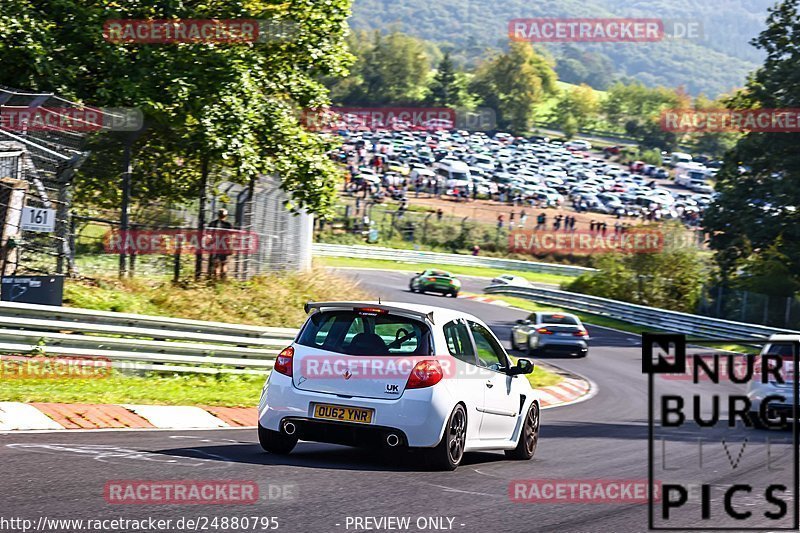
xmin=536 ymin=339 xmax=588 ymax=355
xmin=258 ymin=372 xmax=451 ymax=447
xmin=278 ymin=417 xmax=409 ymax=448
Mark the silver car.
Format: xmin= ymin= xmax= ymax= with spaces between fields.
xmin=746 ymin=335 xmax=797 ymax=428
xmin=510 ymin=312 xmax=589 ymax=357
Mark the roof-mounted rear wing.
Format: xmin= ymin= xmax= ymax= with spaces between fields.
xmin=304 ymin=301 xmax=435 ymax=325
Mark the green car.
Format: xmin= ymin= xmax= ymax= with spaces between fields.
xmin=409 ymin=269 xmax=461 ymax=297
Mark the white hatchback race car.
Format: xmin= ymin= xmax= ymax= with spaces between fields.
xmin=258 ymin=301 xmax=540 ymax=470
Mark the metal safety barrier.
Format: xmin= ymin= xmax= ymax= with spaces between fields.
xmin=0 ymin=301 xmax=298 ymax=375
xmin=313 ymin=243 xmax=596 ymax=277
xmin=484 ymin=285 xmax=800 ymax=340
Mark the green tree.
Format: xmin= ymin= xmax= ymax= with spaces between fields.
xmin=428 ymin=52 xmax=461 ymax=107
xmin=330 ymin=30 xmax=431 ymax=105
xmin=469 ymin=42 xmax=557 ymax=132
xmin=0 ymin=0 xmax=353 ymax=215
xmin=565 ymin=225 xmax=709 ymax=312
xmin=704 ymin=0 xmax=800 ymax=288
xmin=550 ymin=84 xmax=599 ymax=138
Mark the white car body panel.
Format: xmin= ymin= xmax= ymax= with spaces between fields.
xmin=258 ymin=302 xmax=538 ymax=450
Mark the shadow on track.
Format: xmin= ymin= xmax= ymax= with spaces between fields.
xmin=150 ymin=441 xmax=512 ymax=472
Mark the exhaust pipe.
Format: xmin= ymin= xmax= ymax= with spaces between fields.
xmin=283 ymin=421 xmax=296 ymax=435
xmin=386 ymin=433 xmax=400 ymax=447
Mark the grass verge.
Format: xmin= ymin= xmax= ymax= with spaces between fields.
xmin=64 ymin=267 xmax=373 ymax=326
xmin=0 ymin=372 xmax=264 ymax=407
xmin=317 ymin=256 xmax=575 ymax=286
xmin=0 ymin=366 xmax=563 ymax=406
xmin=524 ymin=365 xmax=563 ymax=389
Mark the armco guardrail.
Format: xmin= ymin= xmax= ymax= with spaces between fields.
xmin=0 ymin=301 xmax=298 ymax=375
xmin=484 ymin=285 xmax=800 ymax=340
xmin=313 ymin=243 xmax=596 ymax=276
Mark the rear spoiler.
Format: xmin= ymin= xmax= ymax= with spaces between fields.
xmin=304 ymin=301 xmax=435 ymax=325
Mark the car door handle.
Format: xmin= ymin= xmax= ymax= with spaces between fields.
xmin=485 ymin=380 xmax=494 ymax=388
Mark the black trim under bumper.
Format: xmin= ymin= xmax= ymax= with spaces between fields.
xmin=281 ymin=417 xmax=409 ymax=448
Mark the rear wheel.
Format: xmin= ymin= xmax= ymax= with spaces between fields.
xmin=505 ymin=402 xmax=539 ymax=460
xmin=258 ymin=424 xmax=297 ymax=454
xmin=527 ymin=340 xmax=540 ymax=357
xmin=427 ymin=404 xmax=467 ymax=471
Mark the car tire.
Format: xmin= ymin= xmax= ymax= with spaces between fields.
xmin=451 ymin=291 xmax=459 ymax=298
xmin=258 ymin=423 xmax=297 ymax=454
xmin=427 ymin=404 xmax=467 ymax=471
xmin=506 ymin=402 xmax=539 ymax=460
xmin=527 ymin=341 xmax=540 ymax=357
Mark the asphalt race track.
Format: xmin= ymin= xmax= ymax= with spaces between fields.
xmin=1 ymin=268 xmax=795 ymax=533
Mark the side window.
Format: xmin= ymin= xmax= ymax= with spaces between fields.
xmin=468 ymin=321 xmax=508 ymax=371
xmin=443 ymin=320 xmax=476 ymax=365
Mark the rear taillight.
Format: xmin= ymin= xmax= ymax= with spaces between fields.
xmin=426 ymin=277 xmax=437 ymax=282
xmin=573 ymin=329 xmax=589 ymax=337
xmin=537 ymin=327 xmax=553 ymax=335
xmin=406 ymin=360 xmax=444 ymax=389
xmin=274 ymin=346 xmax=294 ymax=376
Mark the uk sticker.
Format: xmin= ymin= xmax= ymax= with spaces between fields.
xmin=644 ymin=333 xmax=799 ymax=530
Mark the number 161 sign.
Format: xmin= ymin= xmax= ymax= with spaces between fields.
xmin=21 ymin=207 xmax=56 ymax=233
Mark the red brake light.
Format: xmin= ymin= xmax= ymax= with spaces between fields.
xmin=537 ymin=327 xmax=553 ymax=335
xmin=274 ymin=346 xmax=294 ymax=376
xmin=406 ymin=360 xmax=444 ymax=389
xmin=573 ymin=329 xmax=589 ymax=337
xmin=426 ymin=277 xmax=437 ymax=282
xmin=355 ymin=307 xmax=388 ymax=316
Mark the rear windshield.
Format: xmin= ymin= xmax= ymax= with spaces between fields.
xmin=539 ymin=314 xmax=579 ymax=325
xmin=297 ymin=310 xmax=432 ymax=356
xmin=765 ymin=343 xmax=798 ymax=357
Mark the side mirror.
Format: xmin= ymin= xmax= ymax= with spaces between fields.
xmin=508 ymin=358 xmax=534 ymax=376
xmin=515 ymin=319 xmax=531 ymax=325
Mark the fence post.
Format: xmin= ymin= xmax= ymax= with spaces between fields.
xmin=194 ymin=156 xmax=209 ymax=280
xmin=0 ymin=178 xmax=28 ymax=282
xmin=785 ymin=296 xmax=792 ymax=327
xmin=118 ymin=141 xmax=132 ymax=279
xmin=741 ymin=291 xmax=748 ymax=322
xmin=173 ymin=242 xmax=182 ymax=283
xmin=763 ymin=295 xmax=769 ymax=325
